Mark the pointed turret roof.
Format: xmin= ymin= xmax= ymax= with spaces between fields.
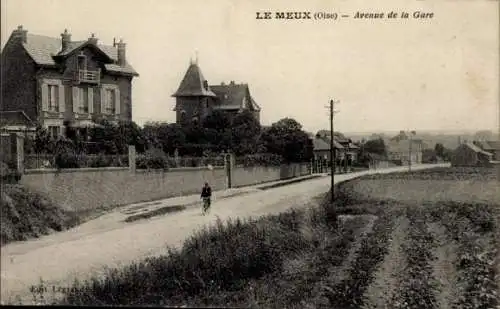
xmin=172 ymin=61 xmax=216 ymax=97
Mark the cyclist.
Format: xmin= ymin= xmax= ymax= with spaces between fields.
xmin=200 ymin=182 xmax=212 ymax=215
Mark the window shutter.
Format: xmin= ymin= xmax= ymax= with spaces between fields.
xmin=41 ymin=82 xmax=49 ymax=111
xmin=114 ymin=88 xmax=121 ymax=115
xmin=88 ymin=87 xmax=94 ymax=114
xmin=100 ymin=87 xmax=106 ymax=114
xmin=72 ymin=87 xmax=79 ymax=113
xmin=58 ymin=84 xmax=65 ymax=113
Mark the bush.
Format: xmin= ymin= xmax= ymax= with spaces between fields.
xmin=1 ymin=185 xmax=80 ymax=245
xmin=136 ymin=149 xmax=169 ymax=170
xmin=88 ymin=154 xmax=112 ymax=168
xmin=54 ymin=151 xmax=80 ymax=169
xmin=0 ymin=161 xmax=22 ymax=184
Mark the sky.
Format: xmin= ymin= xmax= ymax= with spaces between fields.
xmin=1 ymin=0 xmax=499 ymax=135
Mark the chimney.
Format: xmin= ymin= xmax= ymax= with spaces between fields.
xmin=230 ymin=80 xmax=235 ymax=85
xmin=203 ymin=80 xmax=209 ymax=90
xmin=61 ymin=29 xmax=71 ymax=51
xmin=88 ymin=33 xmax=98 ymax=45
xmin=117 ymin=39 xmax=126 ymax=66
xmin=13 ymin=25 xmax=28 ymax=44
xmin=113 ymin=38 xmax=117 ymax=47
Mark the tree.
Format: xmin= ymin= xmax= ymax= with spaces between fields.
xmin=363 ymin=138 xmax=387 ymax=157
xmin=261 ymin=118 xmax=312 ymax=162
xmin=231 ymin=110 xmax=261 ymax=155
xmin=202 ymin=110 xmax=233 ymax=152
xmin=434 ymin=143 xmax=445 ymax=157
xmin=143 ymin=122 xmax=186 ymax=155
xmin=434 ymin=143 xmax=452 ymax=161
xmin=89 ymin=119 xmax=145 ymax=154
xmin=33 ymin=125 xmax=52 ymax=153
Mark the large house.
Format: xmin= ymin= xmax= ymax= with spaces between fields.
xmin=172 ymin=61 xmax=260 ymax=126
xmin=315 ymin=130 xmax=359 ymax=162
xmin=473 ymin=140 xmax=500 ymax=161
xmin=311 ymin=134 xmax=344 ymax=161
xmin=451 ymin=142 xmax=493 ymax=167
xmin=0 ymin=26 xmax=139 ymax=137
xmin=386 ymin=131 xmax=424 ymax=165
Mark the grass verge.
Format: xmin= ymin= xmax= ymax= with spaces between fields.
xmin=1 ymin=184 xmax=81 ymax=246
xmin=39 ymin=193 xmax=365 ymax=307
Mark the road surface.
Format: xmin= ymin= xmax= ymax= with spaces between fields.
xmin=0 ymin=164 xmax=448 ymax=304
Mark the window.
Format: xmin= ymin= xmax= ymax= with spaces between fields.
xmin=48 ymin=126 xmax=60 ymax=138
xmin=78 ymin=54 xmax=87 ymax=71
xmin=48 ymin=85 xmax=59 ymax=112
xmin=105 ymin=89 xmax=116 ymax=114
xmin=180 ymin=110 xmax=186 ymax=123
xmin=79 ymin=87 xmax=89 ymax=113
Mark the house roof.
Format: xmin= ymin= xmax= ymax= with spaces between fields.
xmin=316 ymin=130 xmax=350 ymax=143
xmin=172 ymin=62 xmax=217 ymax=97
xmin=477 ymin=140 xmax=500 ymax=151
xmin=19 ymin=33 xmax=138 ymax=76
xmin=0 ymin=110 xmax=35 ymax=127
xmin=314 ymin=137 xmax=344 ymax=150
xmin=387 ymin=139 xmax=424 ymax=153
xmin=210 ymin=83 xmax=260 ymax=111
xmin=463 ymin=142 xmax=493 ymax=156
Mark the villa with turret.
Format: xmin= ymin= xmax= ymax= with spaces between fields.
xmin=172 ymin=61 xmax=261 ymax=127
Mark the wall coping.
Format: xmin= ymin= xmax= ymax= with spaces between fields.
xmin=135 ymin=166 xmax=225 ymax=173
xmin=24 ymin=167 xmax=129 ymax=174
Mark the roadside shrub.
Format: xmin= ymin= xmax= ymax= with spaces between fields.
xmin=88 ymin=154 xmax=112 ymax=168
xmin=1 ymin=185 xmax=79 ymax=245
xmin=54 ymin=151 xmax=80 ymax=169
xmin=61 ymin=211 xmax=311 ymax=305
xmin=0 ymin=161 xmax=22 ymax=184
xmin=136 ymin=148 xmax=169 ymax=170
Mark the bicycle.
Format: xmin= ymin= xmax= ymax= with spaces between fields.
xmin=202 ymin=197 xmax=211 ymax=215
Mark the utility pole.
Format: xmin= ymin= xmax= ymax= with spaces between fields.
xmin=327 ymin=99 xmax=340 ymax=202
xmin=408 ymin=130 xmax=416 ymax=172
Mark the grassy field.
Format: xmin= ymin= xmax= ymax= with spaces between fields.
xmin=0 ymin=185 xmax=81 ymax=246
xmin=32 ymin=167 xmax=498 ymax=308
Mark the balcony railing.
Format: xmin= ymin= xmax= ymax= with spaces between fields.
xmin=77 ymin=69 xmax=101 ymax=84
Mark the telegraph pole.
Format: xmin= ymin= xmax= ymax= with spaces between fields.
xmin=408 ymin=130 xmax=416 ymax=172
xmin=327 ymin=99 xmax=340 ymax=202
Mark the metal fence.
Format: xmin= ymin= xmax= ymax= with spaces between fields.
xmin=135 ymin=153 xmax=225 ymax=169
xmin=234 ymin=153 xmax=284 ymax=167
xmin=24 ymin=153 xmax=129 ymax=169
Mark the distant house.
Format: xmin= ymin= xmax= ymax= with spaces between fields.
xmin=1 ymin=26 xmax=139 ymax=138
xmin=315 ymin=130 xmax=359 ymax=162
xmin=172 ymin=61 xmax=261 ymax=126
xmin=474 ymin=140 xmax=500 ymax=161
xmin=451 ymin=142 xmax=493 ymax=167
xmin=312 ymin=135 xmax=344 ymax=161
xmin=387 ymin=131 xmax=424 ymax=165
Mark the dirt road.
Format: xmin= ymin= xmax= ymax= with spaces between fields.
xmin=0 ymin=164 xmax=448 ymax=303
